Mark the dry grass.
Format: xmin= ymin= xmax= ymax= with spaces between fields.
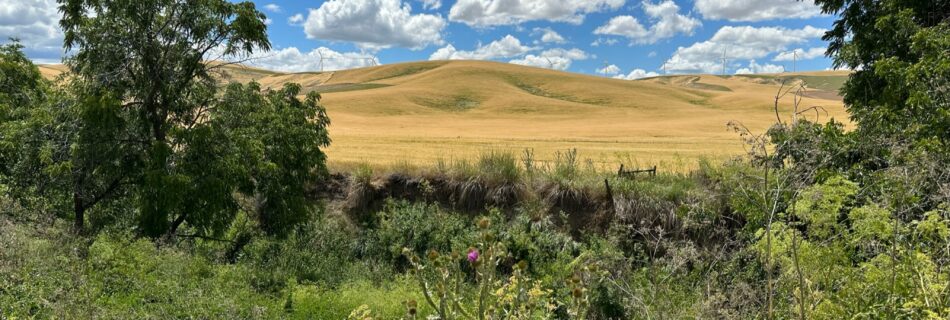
xmin=38 ymin=60 xmax=852 ymax=171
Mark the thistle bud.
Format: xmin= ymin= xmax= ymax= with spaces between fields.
xmin=572 ymin=287 xmax=583 ymax=298
xmin=406 ymin=300 xmax=418 ymax=315
xmin=477 ymin=217 xmax=491 ymax=229
xmin=517 ymin=260 xmax=528 ymax=270
xmin=427 ymin=249 xmax=439 ymax=260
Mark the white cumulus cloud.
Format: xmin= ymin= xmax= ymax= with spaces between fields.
xmin=288 ymin=13 xmax=305 ymax=25
xmin=591 ymin=38 xmax=619 ymax=47
xmin=449 ymin=0 xmax=625 ymax=27
xmin=613 ymin=69 xmax=660 ymax=80
xmin=694 ymin=0 xmax=823 ymax=22
xmin=594 ymin=16 xmax=647 ymax=41
xmin=0 ymin=0 xmax=63 ymax=62
xmin=595 ymin=0 xmax=700 ymax=45
xmin=430 ymin=34 xmax=536 ymax=60
xmin=263 ymin=4 xmax=281 ymax=13
xmin=664 ymin=25 xmax=825 ymax=74
xmin=418 ymin=0 xmax=442 ymax=10
xmin=532 ymin=27 xmax=566 ymax=44
xmin=597 ymin=64 xmax=622 ymax=75
xmin=240 ymin=47 xmax=379 ymax=72
xmin=509 ymin=48 xmax=590 ymax=70
xmin=735 ymin=60 xmax=785 ymax=74
xmin=304 ymin=0 xmax=447 ymax=50
xmin=773 ymin=47 xmax=826 ymax=61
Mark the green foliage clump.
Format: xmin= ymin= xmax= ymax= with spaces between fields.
xmin=289 ymin=277 xmax=430 ymax=319
xmin=0 ymin=219 xmax=284 ymax=318
xmin=476 ymin=151 xmax=522 ymax=185
xmin=848 ymin=204 xmax=894 ymax=246
xmin=751 ymin=174 xmax=950 ymax=318
xmin=792 ymin=175 xmax=859 ymax=238
xmin=241 ymin=216 xmax=377 ymax=292
xmin=215 ymin=82 xmax=331 ymax=237
xmin=0 ymin=41 xmax=44 ymax=109
xmin=0 ymin=42 xmax=89 ymax=223
xmin=402 ymin=214 xmax=594 ymax=319
xmin=816 ymin=0 xmax=950 ymax=151
xmin=364 ymin=200 xmax=472 ymax=269
xmin=0 ymin=1 xmax=331 ymax=240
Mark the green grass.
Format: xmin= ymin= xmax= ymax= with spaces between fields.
xmin=307 ymin=83 xmax=391 ymax=94
xmin=363 ymin=61 xmax=449 ymax=82
xmin=411 ymin=93 xmax=481 ymax=111
xmin=0 ymin=220 xmax=285 ymax=318
xmin=732 ymin=74 xmax=848 ymax=92
xmin=0 ymin=215 xmax=422 ymax=319
xmin=507 ymin=77 xmax=611 ymax=106
xmin=793 ymin=75 xmax=848 ymax=91
xmin=289 ymin=277 xmax=430 ymax=319
xmin=691 ymin=82 xmax=733 ymax=92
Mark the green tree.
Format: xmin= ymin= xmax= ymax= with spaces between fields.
xmin=813 ymin=0 xmax=950 ymax=150
xmin=214 ymin=82 xmax=331 ymax=237
xmin=0 ymin=41 xmax=44 ymax=112
xmin=58 ymin=0 xmax=272 ymax=236
xmin=1 ymin=1 xmax=331 ymax=238
xmin=0 ymin=42 xmax=109 ymax=227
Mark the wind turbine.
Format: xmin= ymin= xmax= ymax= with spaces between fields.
xmin=720 ymin=46 xmax=730 ymax=76
xmin=364 ymin=56 xmax=379 ymax=67
xmin=544 ymin=57 xmax=554 ymax=70
xmin=317 ymin=49 xmax=328 ymax=72
xmin=792 ymin=50 xmax=798 ymax=73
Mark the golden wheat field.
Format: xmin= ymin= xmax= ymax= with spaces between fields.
xmin=39 ymin=60 xmax=852 ymax=171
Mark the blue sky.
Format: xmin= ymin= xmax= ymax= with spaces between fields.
xmin=2 ymin=0 xmax=839 ymax=78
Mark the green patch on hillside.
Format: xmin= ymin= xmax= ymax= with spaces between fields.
xmin=307 ymin=83 xmax=391 ymax=94
xmin=733 ymin=74 xmax=848 ymax=92
xmin=690 ymin=82 xmax=732 ymax=92
xmin=364 ymin=61 xmax=449 ymax=82
xmin=412 ymin=94 xmax=481 ymax=111
xmin=217 ymin=65 xmax=284 ymax=80
xmin=794 ymin=75 xmax=848 ymax=91
xmin=293 ymin=71 xmax=329 ymax=76
xmin=507 ymin=77 xmax=611 ymax=106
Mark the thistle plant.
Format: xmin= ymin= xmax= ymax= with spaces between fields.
xmin=564 ymin=261 xmax=600 ymax=319
xmin=346 ymin=305 xmax=376 ymax=320
xmin=404 ymin=216 xmax=561 ymax=319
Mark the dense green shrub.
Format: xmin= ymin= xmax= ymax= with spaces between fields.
xmin=288 ymin=277 xmax=431 ymax=319
xmin=241 ymin=216 xmax=385 ymax=292
xmin=362 ymin=200 xmax=473 ymax=270
xmin=0 ymin=218 xmax=285 ymax=318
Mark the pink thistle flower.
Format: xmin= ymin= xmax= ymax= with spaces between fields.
xmin=467 ymin=249 xmax=479 ymax=263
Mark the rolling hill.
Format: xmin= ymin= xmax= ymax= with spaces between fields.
xmin=39 ymin=60 xmax=852 ymax=170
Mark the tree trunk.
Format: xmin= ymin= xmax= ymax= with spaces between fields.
xmin=163 ymin=212 xmax=188 ymax=242
xmin=73 ymin=191 xmax=85 ymax=233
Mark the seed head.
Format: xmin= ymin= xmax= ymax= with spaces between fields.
xmin=406 ymin=300 xmax=418 ymax=315
xmin=477 ymin=217 xmax=491 ymax=229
